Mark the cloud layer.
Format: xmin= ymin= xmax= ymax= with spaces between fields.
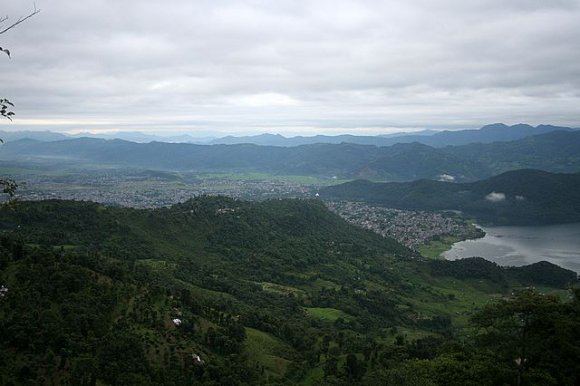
xmin=2 ymin=0 xmax=579 ymax=135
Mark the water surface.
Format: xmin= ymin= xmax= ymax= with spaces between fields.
xmin=442 ymin=223 xmax=580 ymax=273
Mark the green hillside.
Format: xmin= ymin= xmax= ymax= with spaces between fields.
xmin=0 ymin=197 xmax=578 ymax=385
xmin=321 ymin=169 xmax=580 ymax=225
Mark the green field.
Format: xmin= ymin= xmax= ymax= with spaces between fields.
xmin=305 ymin=307 xmax=354 ymax=321
xmin=419 ymin=235 xmax=473 ymax=258
xmin=244 ymin=328 xmax=293 ymax=379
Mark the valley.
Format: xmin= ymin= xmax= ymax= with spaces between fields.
xmin=0 ymin=126 xmax=579 ymax=385
xmin=3 ymin=0 xmax=579 ymax=382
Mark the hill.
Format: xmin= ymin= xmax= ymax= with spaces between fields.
xmin=1 ymin=131 xmax=580 ymax=182
xmin=321 ymin=169 xmax=580 ymax=225
xmin=0 ymin=197 xmax=578 ymax=385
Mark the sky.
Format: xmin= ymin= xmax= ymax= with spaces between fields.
xmin=1 ymin=0 xmax=579 ymax=136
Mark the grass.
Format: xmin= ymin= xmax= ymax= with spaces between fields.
xmin=418 ymin=236 xmax=463 ymax=258
xmin=135 ymin=259 xmax=177 ymax=273
xmin=244 ymin=327 xmax=293 ymax=378
xmin=300 ymin=366 xmax=325 ymax=386
xmin=261 ymin=282 xmax=306 ymax=297
xmin=305 ymin=307 xmax=353 ymax=321
xmin=307 ymin=278 xmax=341 ymax=291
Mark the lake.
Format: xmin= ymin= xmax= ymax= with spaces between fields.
xmin=442 ymin=222 xmax=580 ymax=273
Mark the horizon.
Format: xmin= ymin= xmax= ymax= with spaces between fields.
xmin=0 ymin=122 xmax=573 ymax=140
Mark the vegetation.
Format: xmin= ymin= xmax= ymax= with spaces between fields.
xmin=418 ymin=235 xmax=469 ymax=258
xmin=0 ymin=197 xmax=577 ymax=384
xmin=322 ymin=169 xmax=580 ymax=225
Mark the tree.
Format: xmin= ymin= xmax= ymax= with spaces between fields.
xmin=1 ymin=6 xmax=40 ymax=197
xmin=471 ymin=289 xmax=580 ymax=385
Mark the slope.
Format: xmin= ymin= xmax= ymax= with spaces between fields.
xmin=0 ymin=197 xmax=577 ymax=385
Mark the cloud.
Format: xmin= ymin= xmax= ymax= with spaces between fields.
xmin=2 ymin=0 xmax=580 ymax=134
xmin=437 ymin=174 xmax=455 ymax=182
xmin=485 ymin=192 xmax=507 ymax=202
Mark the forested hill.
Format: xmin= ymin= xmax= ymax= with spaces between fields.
xmin=1 ymin=130 xmax=579 ymax=181
xmin=321 ymin=169 xmax=580 ymax=225
xmin=1 ymin=197 xmax=578 ymax=385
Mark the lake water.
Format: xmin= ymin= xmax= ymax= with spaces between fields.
xmin=442 ymin=223 xmax=580 ymax=273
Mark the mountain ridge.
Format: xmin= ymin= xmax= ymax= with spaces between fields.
xmin=1 ymin=123 xmax=576 ymax=146
xmin=1 ymin=130 xmax=579 ymax=182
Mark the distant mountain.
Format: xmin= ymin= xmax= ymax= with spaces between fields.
xmin=441 ymin=130 xmax=580 ymax=174
xmin=0 ymin=130 xmax=212 ymax=144
xmin=0 ymin=123 xmax=575 ymax=147
xmin=410 ymin=123 xmax=575 ymax=147
xmin=209 ymin=133 xmax=400 ymax=146
xmin=378 ymin=129 xmax=438 ymax=138
xmin=1 ymin=130 xmax=579 ymax=182
xmin=70 ymin=131 xmax=208 ymax=143
xmin=208 ymin=124 xmax=576 ymax=147
xmin=321 ymin=169 xmax=580 ymax=225
xmin=0 ymin=130 xmax=69 ymax=142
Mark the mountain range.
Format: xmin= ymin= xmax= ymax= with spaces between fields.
xmin=0 ymin=123 xmax=576 ymax=147
xmin=1 ymin=130 xmax=579 ymax=182
xmin=208 ymin=123 xmax=576 ymax=147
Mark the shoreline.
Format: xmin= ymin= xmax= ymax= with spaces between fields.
xmin=418 ymin=223 xmax=486 ymax=259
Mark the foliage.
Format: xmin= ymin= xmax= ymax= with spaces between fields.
xmin=0 ymin=98 xmax=15 ymax=121
xmin=470 ymin=289 xmax=580 ymax=385
xmin=430 ymin=258 xmax=577 ymax=289
xmin=0 ymin=198 xmax=578 ymax=384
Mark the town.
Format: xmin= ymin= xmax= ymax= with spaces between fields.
xmin=4 ymin=168 xmax=322 ymax=208
xmin=326 ymin=201 xmax=482 ymax=250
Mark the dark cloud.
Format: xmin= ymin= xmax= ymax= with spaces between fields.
xmin=1 ymin=0 xmax=579 ymax=135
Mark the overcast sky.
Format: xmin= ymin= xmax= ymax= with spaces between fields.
xmin=1 ymin=0 xmax=579 ymax=136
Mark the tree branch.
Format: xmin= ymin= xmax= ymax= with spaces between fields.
xmin=0 ymin=6 xmax=40 ymax=35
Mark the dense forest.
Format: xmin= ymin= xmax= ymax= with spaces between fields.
xmin=0 ymin=197 xmax=578 ymax=385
